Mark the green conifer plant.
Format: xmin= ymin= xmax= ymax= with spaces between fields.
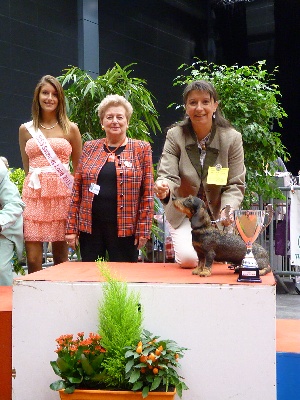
xmin=97 ymin=260 xmax=143 ymax=389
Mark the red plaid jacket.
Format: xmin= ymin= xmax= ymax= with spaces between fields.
xmin=66 ymin=138 xmax=154 ymax=239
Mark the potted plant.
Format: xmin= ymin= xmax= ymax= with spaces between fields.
xmin=58 ymin=64 xmax=161 ymax=144
xmin=124 ymin=329 xmax=188 ymax=398
xmin=50 ymin=332 xmax=107 ymax=394
xmin=49 ymin=261 xmax=188 ymax=399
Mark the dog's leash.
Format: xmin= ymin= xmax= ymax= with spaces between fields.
xmin=212 ymin=203 xmax=238 ymax=271
xmin=211 ymin=204 xmax=233 ymax=225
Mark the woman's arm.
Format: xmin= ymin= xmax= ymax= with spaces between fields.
xmin=18 ymin=124 xmax=31 ymax=175
xmin=69 ymin=122 xmax=82 ymax=174
xmin=135 ymin=141 xmax=154 ymax=246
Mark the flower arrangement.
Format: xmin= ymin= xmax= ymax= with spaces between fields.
xmin=50 ymin=332 xmax=106 ymax=393
xmin=125 ymin=330 xmax=188 ymax=398
xmin=50 ymin=261 xmax=188 ymax=398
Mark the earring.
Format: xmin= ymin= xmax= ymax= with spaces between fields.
xmin=212 ymin=112 xmax=216 ymax=119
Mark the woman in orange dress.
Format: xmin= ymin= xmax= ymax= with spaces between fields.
xmin=19 ymin=75 xmax=82 ymax=273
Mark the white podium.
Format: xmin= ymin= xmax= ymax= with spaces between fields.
xmin=12 ymin=262 xmax=276 ymax=400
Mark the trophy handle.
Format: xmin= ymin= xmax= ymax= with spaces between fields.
xmin=261 ymin=204 xmax=273 ymax=232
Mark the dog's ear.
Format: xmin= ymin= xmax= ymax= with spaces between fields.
xmin=189 ymin=198 xmax=209 ymax=229
xmin=191 ymin=197 xmax=204 ymax=209
xmin=191 ymin=211 xmax=203 ymax=229
xmin=189 ymin=197 xmax=202 ymax=228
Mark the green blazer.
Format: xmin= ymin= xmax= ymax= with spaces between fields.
xmin=0 ymin=160 xmax=25 ymax=259
xmin=156 ymin=123 xmax=246 ymax=229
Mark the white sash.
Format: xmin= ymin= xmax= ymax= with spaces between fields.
xmin=24 ymin=121 xmax=74 ymax=191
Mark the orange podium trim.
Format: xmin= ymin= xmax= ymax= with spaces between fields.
xmin=0 ymin=286 xmax=12 ymax=400
xmin=15 ymin=261 xmax=276 ymax=286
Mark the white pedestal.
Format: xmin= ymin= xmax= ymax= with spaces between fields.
xmin=12 ymin=262 xmax=276 ymax=400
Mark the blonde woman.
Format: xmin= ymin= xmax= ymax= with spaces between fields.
xmin=65 ymin=94 xmax=154 ymax=262
xmin=19 ymin=75 xmax=82 ymax=273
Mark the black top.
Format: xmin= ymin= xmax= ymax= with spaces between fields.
xmin=91 ymin=145 xmax=125 ymax=223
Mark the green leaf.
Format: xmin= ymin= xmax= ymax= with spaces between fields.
xmin=129 ymin=369 xmax=140 ymax=383
xmin=150 ymin=376 xmax=162 ymax=391
xmin=142 ymin=386 xmax=150 ymax=398
xmin=91 ymin=353 xmax=105 ymax=370
xmin=50 ymin=360 xmax=62 ymax=376
xmin=56 ymin=357 xmax=71 ymax=373
xmin=132 ymin=381 xmax=144 ymax=391
xmin=91 ymin=371 xmax=106 ymax=382
xmin=125 ymin=359 xmax=134 ymax=373
xmin=68 ymin=376 xmax=83 ymax=384
xmin=125 ymin=349 xmax=135 ymax=358
xmin=49 ymin=379 xmax=65 ymax=391
xmin=80 ymin=354 xmax=95 ymax=376
xmin=64 ymin=385 xmax=76 ymax=394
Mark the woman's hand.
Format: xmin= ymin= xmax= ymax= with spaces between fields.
xmin=220 ymin=206 xmax=234 ymax=227
xmin=154 ymin=180 xmax=170 ymax=200
xmin=65 ymin=234 xmax=78 ymax=250
xmin=135 ymin=236 xmax=148 ymax=250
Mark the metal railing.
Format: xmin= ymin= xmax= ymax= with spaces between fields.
xmin=265 ymin=187 xmax=300 ymax=294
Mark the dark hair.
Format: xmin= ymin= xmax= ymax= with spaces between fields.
xmin=181 ymin=80 xmax=231 ymax=128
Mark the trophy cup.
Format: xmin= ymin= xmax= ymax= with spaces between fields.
xmin=234 ymin=205 xmax=273 ymax=282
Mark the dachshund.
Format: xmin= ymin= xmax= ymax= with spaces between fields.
xmin=173 ymin=195 xmax=271 ymax=277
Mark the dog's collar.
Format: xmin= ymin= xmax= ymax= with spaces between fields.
xmin=211 ymin=217 xmax=226 ymax=225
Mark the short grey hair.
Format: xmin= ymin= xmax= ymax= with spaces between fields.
xmin=97 ymin=94 xmax=133 ymax=122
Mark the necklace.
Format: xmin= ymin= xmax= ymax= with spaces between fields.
xmin=104 ymin=138 xmax=127 ymax=162
xmin=39 ymin=121 xmax=59 ymax=130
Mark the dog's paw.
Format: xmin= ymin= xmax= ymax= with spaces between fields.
xmin=259 ymin=266 xmax=271 ymax=276
xmin=192 ymin=266 xmax=203 ymax=275
xmin=192 ymin=264 xmax=212 ymax=277
xmin=198 ymin=266 xmax=212 ymax=277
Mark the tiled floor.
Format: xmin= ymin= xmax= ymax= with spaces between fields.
xmin=276 ymin=280 xmax=300 ymax=319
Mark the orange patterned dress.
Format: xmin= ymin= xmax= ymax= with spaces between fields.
xmin=22 ymin=138 xmax=72 ymax=241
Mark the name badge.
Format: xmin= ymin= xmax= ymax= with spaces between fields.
xmin=89 ymin=183 xmax=100 ymax=195
xmin=207 ymin=166 xmax=229 ymax=185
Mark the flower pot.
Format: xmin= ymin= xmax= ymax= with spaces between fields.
xmin=59 ymin=389 xmax=176 ymax=399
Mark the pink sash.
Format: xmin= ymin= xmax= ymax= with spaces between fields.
xmin=24 ymin=121 xmax=74 ymax=191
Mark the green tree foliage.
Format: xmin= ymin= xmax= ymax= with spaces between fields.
xmin=9 ymin=168 xmax=25 ymax=196
xmin=58 ymin=64 xmax=161 ymax=143
xmin=172 ymin=59 xmax=289 ymax=207
xmin=9 ymin=168 xmax=26 ymax=275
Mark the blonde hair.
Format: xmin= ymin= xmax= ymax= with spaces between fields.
xmin=31 ymin=75 xmax=70 ymax=135
xmin=97 ymin=94 xmax=133 ymax=122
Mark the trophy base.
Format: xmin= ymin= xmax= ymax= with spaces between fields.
xmin=237 ymin=267 xmax=262 ymax=283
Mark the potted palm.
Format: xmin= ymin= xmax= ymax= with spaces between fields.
xmin=58 ymin=64 xmax=161 ymax=144
xmin=50 ymin=261 xmax=188 ymax=399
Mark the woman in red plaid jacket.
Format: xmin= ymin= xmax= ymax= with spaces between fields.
xmin=65 ymin=95 xmax=154 ymax=262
